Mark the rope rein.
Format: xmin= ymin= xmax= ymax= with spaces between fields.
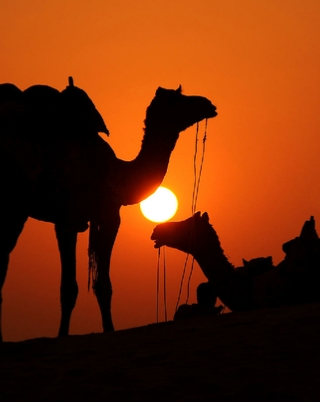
xmin=156 ymin=245 xmax=168 ymax=322
xmin=156 ymin=248 xmax=160 ymax=323
xmin=184 ymin=119 xmax=208 ymax=305
xmin=193 ymin=119 xmax=208 ymax=214
xmin=175 ymin=253 xmax=191 ymax=313
xmin=191 ymin=122 xmax=199 ymax=215
xmin=163 ymin=246 xmax=168 ymax=322
xmin=156 ymin=120 xmax=208 ymax=320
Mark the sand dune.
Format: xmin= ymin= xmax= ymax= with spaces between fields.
xmin=1 ymin=302 xmax=320 ymax=401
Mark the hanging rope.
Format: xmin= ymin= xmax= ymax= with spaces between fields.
xmin=176 ymin=120 xmax=209 ymax=311
xmin=185 ymin=119 xmax=208 ymax=303
xmin=191 ymin=123 xmax=199 ymax=214
xmin=156 ymin=246 xmax=168 ymax=322
xmin=185 ymin=258 xmax=195 ymax=304
xmin=157 ymin=120 xmax=209 ymax=320
xmin=175 ymin=253 xmax=191 ymax=313
xmin=156 ymin=248 xmax=160 ymax=323
xmin=193 ymin=119 xmax=208 ymax=214
xmin=163 ymin=246 xmax=168 ymax=322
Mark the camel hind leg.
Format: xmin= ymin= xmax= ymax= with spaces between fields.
xmin=0 ymin=214 xmax=27 ymax=342
xmin=55 ymin=225 xmax=78 ymax=337
xmin=91 ymin=207 xmax=121 ymax=333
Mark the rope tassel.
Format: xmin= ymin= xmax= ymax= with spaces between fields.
xmin=88 ymin=221 xmax=99 ymax=291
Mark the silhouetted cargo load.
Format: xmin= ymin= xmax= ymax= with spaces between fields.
xmin=0 ymin=76 xmax=109 ymax=141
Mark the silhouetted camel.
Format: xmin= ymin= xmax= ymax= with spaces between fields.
xmin=151 ymin=212 xmax=320 ymax=313
xmin=174 ymin=281 xmax=223 ymax=321
xmin=0 ymin=79 xmax=217 ymax=340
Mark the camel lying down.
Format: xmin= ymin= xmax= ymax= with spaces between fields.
xmin=151 ymin=212 xmax=320 ymax=316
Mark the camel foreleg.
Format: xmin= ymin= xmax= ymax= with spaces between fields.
xmin=0 ymin=215 xmax=27 ymax=342
xmin=91 ymin=209 xmax=120 ymax=332
xmin=94 ymin=270 xmax=114 ymax=332
xmin=55 ymin=225 xmax=78 ymax=337
xmin=0 ymin=253 xmax=9 ymax=343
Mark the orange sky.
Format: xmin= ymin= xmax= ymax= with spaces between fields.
xmin=1 ymin=1 xmax=320 ymax=341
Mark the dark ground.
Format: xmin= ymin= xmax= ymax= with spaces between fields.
xmin=1 ymin=302 xmax=320 ymax=401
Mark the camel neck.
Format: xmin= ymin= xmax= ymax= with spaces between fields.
xmin=193 ymin=235 xmax=253 ymax=312
xmin=194 ymin=241 xmax=234 ymax=285
xmin=141 ymin=125 xmax=180 ymax=151
xmin=118 ymin=126 xmax=180 ymax=206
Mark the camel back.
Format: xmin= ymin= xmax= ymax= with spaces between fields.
xmin=0 ymin=79 xmax=110 ymax=211
xmin=0 ymin=79 xmax=108 ymax=141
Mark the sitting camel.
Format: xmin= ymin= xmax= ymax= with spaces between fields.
xmin=151 ymin=212 xmax=320 ymax=313
xmin=0 ymin=81 xmax=217 ymax=341
xmin=174 ymin=281 xmax=223 ymax=321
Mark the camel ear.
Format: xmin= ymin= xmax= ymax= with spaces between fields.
xmin=176 ymin=85 xmax=182 ymax=93
xmin=155 ymin=87 xmax=165 ymax=96
xmin=243 ymin=259 xmax=248 ymax=266
xmin=202 ymin=212 xmax=210 ymax=223
xmin=300 ymin=215 xmax=318 ymax=239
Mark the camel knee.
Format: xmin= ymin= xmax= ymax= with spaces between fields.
xmin=197 ymin=282 xmax=217 ymax=308
xmin=93 ymin=276 xmax=112 ymax=301
xmin=60 ymin=281 xmax=78 ymax=311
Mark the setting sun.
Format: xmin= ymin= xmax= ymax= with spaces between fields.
xmin=140 ymin=187 xmax=178 ymax=223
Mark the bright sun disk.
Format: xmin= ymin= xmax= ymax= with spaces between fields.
xmin=140 ymin=187 xmax=178 ymax=223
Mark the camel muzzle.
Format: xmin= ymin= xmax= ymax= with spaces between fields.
xmin=206 ymin=102 xmax=217 ymax=119
xmin=190 ymin=95 xmax=217 ymax=124
xmin=151 ymin=228 xmax=164 ymax=248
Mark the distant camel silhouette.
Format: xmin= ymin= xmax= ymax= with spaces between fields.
xmin=0 ymin=79 xmax=217 ymax=340
xmin=151 ymin=212 xmax=320 ymax=312
xmin=174 ymin=281 xmax=223 ymax=321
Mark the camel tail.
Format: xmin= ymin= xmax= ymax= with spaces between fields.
xmin=88 ymin=221 xmax=99 ymax=291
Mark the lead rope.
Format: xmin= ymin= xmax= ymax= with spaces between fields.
xmin=175 ymin=120 xmax=208 ymax=311
xmin=185 ymin=119 xmax=208 ymax=304
xmin=156 ymin=246 xmax=168 ymax=322
xmin=175 ymin=253 xmax=191 ymax=313
xmin=193 ymin=119 xmax=208 ymax=215
xmin=191 ymin=122 xmax=199 ymax=215
xmin=156 ymin=248 xmax=160 ymax=323
xmin=163 ymin=246 xmax=168 ymax=322
xmin=156 ymin=120 xmax=209 ymax=321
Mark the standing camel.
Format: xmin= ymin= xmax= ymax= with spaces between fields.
xmin=151 ymin=212 xmax=320 ymax=313
xmin=0 ymin=80 xmax=217 ymax=340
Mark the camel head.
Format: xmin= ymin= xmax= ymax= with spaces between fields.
xmin=144 ymin=86 xmax=217 ymax=135
xmin=282 ymin=216 xmax=319 ymax=258
xmin=151 ymin=211 xmax=213 ymax=255
xmin=282 ymin=216 xmax=319 ymax=251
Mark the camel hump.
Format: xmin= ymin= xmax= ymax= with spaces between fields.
xmin=23 ymin=84 xmax=61 ymax=110
xmin=23 ymin=85 xmax=62 ymax=136
xmin=0 ymin=83 xmax=22 ymax=103
xmin=0 ymin=83 xmax=59 ymax=134
xmin=0 ymin=79 xmax=109 ymax=141
xmin=0 ymin=83 xmax=25 ymax=134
